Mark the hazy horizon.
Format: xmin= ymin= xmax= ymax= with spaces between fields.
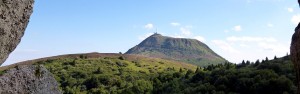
xmin=2 ymin=0 xmax=298 ymax=66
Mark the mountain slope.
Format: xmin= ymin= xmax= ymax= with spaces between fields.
xmin=0 ymin=52 xmax=196 ymax=71
xmin=126 ymin=33 xmax=226 ymax=66
xmin=0 ymin=53 xmax=295 ymax=94
xmin=0 ymin=52 xmax=197 ymax=93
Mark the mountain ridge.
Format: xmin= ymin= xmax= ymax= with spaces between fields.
xmin=126 ymin=33 xmax=227 ymax=66
xmin=0 ymin=52 xmax=197 ymax=71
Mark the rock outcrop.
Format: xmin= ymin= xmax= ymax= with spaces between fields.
xmin=292 ymin=23 xmax=300 ymax=94
xmin=0 ymin=65 xmax=61 ymax=94
xmin=0 ymin=1 xmax=61 ymax=93
xmin=291 ymin=0 xmax=300 ymax=93
xmin=0 ymin=0 xmax=34 ymax=65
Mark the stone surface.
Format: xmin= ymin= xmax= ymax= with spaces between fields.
xmin=0 ymin=0 xmax=61 ymax=93
xmin=291 ymin=1 xmax=300 ymax=93
xmin=292 ymin=24 xmax=300 ymax=94
xmin=0 ymin=65 xmax=61 ymax=94
xmin=0 ymin=0 xmax=34 ymax=65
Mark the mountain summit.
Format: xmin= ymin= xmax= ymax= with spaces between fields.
xmin=126 ymin=33 xmax=226 ymax=66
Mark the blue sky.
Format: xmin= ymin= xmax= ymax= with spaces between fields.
xmin=2 ymin=0 xmax=299 ymax=66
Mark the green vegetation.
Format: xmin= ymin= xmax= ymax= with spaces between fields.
xmin=125 ymin=34 xmax=226 ymax=67
xmin=149 ymin=55 xmax=296 ymax=94
xmin=0 ymin=70 xmax=6 ymax=76
xmin=25 ymin=53 xmax=296 ymax=94
xmin=31 ymin=54 xmax=196 ymax=94
xmin=35 ymin=65 xmax=42 ymax=78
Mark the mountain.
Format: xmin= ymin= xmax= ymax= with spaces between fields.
xmin=126 ymin=33 xmax=226 ymax=66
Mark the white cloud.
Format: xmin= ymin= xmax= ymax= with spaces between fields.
xmin=138 ymin=33 xmax=153 ymax=40
xmin=144 ymin=23 xmax=154 ymax=29
xmin=170 ymin=22 xmax=181 ymax=26
xmin=224 ymin=30 xmax=229 ymax=33
xmin=226 ymin=36 xmax=277 ymax=42
xmin=292 ymin=14 xmax=300 ymax=25
xmin=267 ymin=23 xmax=273 ymax=27
xmin=258 ymin=42 xmax=289 ymax=53
xmin=239 ymin=44 xmax=249 ymax=47
xmin=212 ymin=40 xmax=240 ymax=53
xmin=180 ymin=27 xmax=191 ymax=36
xmin=211 ymin=36 xmax=289 ymax=63
xmin=287 ymin=8 xmax=294 ymax=13
xmin=194 ymin=36 xmax=206 ymax=42
xmin=232 ymin=25 xmax=242 ymax=31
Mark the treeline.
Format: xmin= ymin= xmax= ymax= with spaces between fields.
xmin=37 ymin=55 xmax=296 ymax=94
xmin=153 ymin=55 xmax=295 ymax=94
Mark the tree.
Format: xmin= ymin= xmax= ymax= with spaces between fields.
xmin=195 ymin=67 xmax=201 ymax=73
xmin=119 ymin=56 xmax=125 ymax=60
xmin=185 ymin=70 xmax=194 ymax=79
xmin=153 ymin=78 xmax=162 ymax=93
xmin=191 ymin=71 xmax=205 ymax=83
xmin=84 ymin=76 xmax=100 ymax=90
xmin=69 ymin=60 xmax=76 ymax=66
xmin=179 ymin=68 xmax=183 ymax=73
xmin=274 ymin=56 xmax=277 ymax=60
xmin=255 ymin=59 xmax=260 ymax=66
xmin=132 ymin=80 xmax=153 ymax=94
xmin=79 ymin=55 xmax=87 ymax=59
xmin=173 ymin=72 xmax=182 ymax=78
xmin=246 ymin=60 xmax=251 ymax=65
xmin=265 ymin=57 xmax=269 ymax=62
xmin=242 ymin=60 xmax=246 ymax=65
xmin=94 ymin=67 xmax=103 ymax=74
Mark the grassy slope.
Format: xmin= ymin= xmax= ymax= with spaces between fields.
xmin=0 ymin=53 xmax=196 ymax=71
xmin=0 ymin=53 xmax=296 ymax=94
xmin=0 ymin=52 xmax=197 ymax=93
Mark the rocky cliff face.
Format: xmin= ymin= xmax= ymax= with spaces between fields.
xmin=291 ymin=1 xmax=300 ymax=93
xmin=0 ymin=0 xmax=61 ymax=93
xmin=0 ymin=65 xmax=61 ymax=94
xmin=0 ymin=0 xmax=34 ymax=65
xmin=292 ymin=23 xmax=300 ymax=94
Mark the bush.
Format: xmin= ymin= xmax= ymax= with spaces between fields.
xmin=94 ymin=67 xmax=103 ymax=74
xmin=119 ymin=56 xmax=125 ymax=60
xmin=132 ymin=80 xmax=153 ymax=94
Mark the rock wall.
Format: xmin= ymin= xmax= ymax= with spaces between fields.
xmin=0 ymin=0 xmax=61 ymax=93
xmin=0 ymin=0 xmax=34 ymax=65
xmin=291 ymin=0 xmax=300 ymax=93
xmin=0 ymin=65 xmax=61 ymax=94
xmin=292 ymin=23 xmax=300 ymax=94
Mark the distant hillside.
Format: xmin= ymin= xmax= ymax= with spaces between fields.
xmin=0 ymin=53 xmax=295 ymax=94
xmin=126 ymin=33 xmax=226 ymax=66
xmin=0 ymin=52 xmax=196 ymax=71
xmin=0 ymin=52 xmax=197 ymax=93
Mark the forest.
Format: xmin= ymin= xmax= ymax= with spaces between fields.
xmin=27 ymin=54 xmax=296 ymax=94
